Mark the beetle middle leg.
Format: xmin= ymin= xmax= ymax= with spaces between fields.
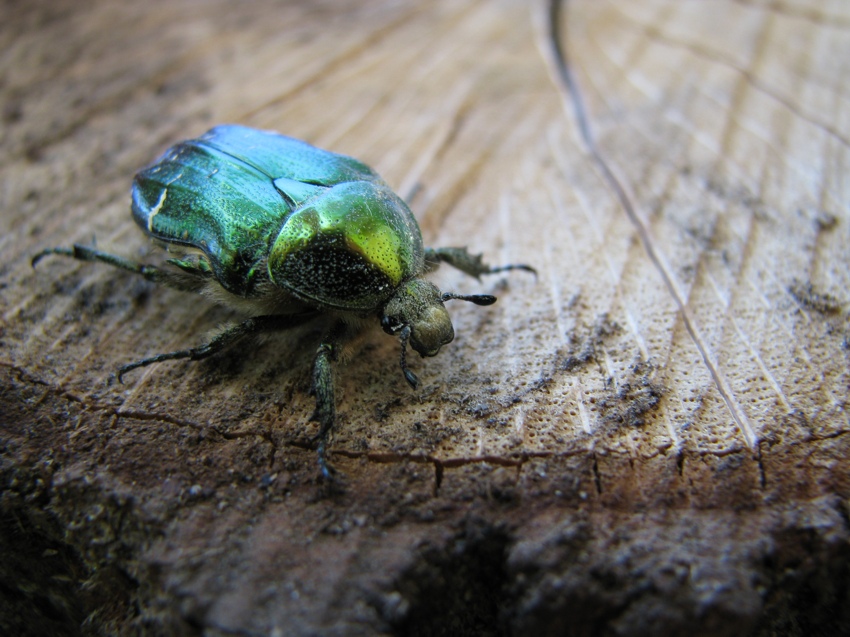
xmin=33 ymin=244 xmax=208 ymax=293
xmin=117 ymin=313 xmax=317 ymax=382
xmin=311 ymin=320 xmax=350 ymax=481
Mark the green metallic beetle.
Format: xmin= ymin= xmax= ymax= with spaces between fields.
xmin=34 ymin=125 xmax=534 ymax=478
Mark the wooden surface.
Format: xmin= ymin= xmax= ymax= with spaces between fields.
xmin=2 ymin=0 xmax=849 ymax=635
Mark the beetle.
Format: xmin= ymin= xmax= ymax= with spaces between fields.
xmin=33 ymin=125 xmax=534 ymax=479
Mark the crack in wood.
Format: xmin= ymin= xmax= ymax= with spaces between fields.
xmin=731 ymin=0 xmax=850 ymax=29
xmin=3 ymin=361 xmax=223 ymax=435
xmin=539 ymin=0 xmax=757 ymax=450
xmin=636 ymin=10 xmax=850 ymax=149
xmin=8 ymin=360 xmax=797 ymax=475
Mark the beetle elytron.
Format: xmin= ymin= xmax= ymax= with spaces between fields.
xmin=34 ymin=125 xmax=534 ymax=478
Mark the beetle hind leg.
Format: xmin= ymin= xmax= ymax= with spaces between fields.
xmin=33 ymin=244 xmax=207 ymax=292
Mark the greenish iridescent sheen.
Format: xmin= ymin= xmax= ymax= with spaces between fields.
xmin=268 ymin=180 xmax=423 ymax=311
xmin=132 ymin=125 xmax=421 ymax=306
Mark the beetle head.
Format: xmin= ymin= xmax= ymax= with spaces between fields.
xmin=381 ymin=278 xmax=497 ymax=389
xmin=382 ymin=279 xmax=453 ymax=358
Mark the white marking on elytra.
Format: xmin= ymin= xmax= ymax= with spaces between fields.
xmin=147 ymin=188 xmax=169 ymax=232
xmin=146 ymin=173 xmax=182 ymax=233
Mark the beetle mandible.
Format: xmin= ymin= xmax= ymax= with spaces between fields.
xmin=34 ymin=125 xmax=535 ymax=478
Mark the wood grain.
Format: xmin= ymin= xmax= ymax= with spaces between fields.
xmin=1 ymin=0 xmax=848 ymax=634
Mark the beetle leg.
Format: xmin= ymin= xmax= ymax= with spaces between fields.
xmin=423 ymin=247 xmax=536 ymax=279
xmin=166 ymin=256 xmax=214 ymax=279
xmin=398 ymin=327 xmax=419 ymax=389
xmin=33 ymin=245 xmax=208 ymax=292
xmin=311 ymin=321 xmax=348 ymax=481
xmin=117 ymin=313 xmax=316 ymax=382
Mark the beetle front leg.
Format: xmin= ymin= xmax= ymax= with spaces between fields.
xmin=424 ymin=247 xmax=536 ymax=279
xmin=310 ymin=321 xmax=349 ymax=481
xmin=117 ymin=313 xmax=316 ymax=382
xmin=33 ymin=244 xmax=208 ymax=293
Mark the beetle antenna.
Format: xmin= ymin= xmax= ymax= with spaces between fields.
xmin=399 ymin=327 xmax=419 ymax=389
xmin=442 ymin=292 xmax=497 ymax=306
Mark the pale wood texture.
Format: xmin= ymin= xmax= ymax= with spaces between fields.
xmin=1 ymin=1 xmax=848 ymax=635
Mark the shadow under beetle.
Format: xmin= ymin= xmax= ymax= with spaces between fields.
xmin=34 ymin=125 xmax=534 ymax=479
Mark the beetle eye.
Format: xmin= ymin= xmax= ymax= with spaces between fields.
xmin=381 ymin=315 xmax=403 ymax=334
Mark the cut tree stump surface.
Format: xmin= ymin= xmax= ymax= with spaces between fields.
xmin=1 ymin=1 xmax=849 ymax=635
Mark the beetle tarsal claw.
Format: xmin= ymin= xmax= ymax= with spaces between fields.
xmin=399 ymin=327 xmax=419 ymax=389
